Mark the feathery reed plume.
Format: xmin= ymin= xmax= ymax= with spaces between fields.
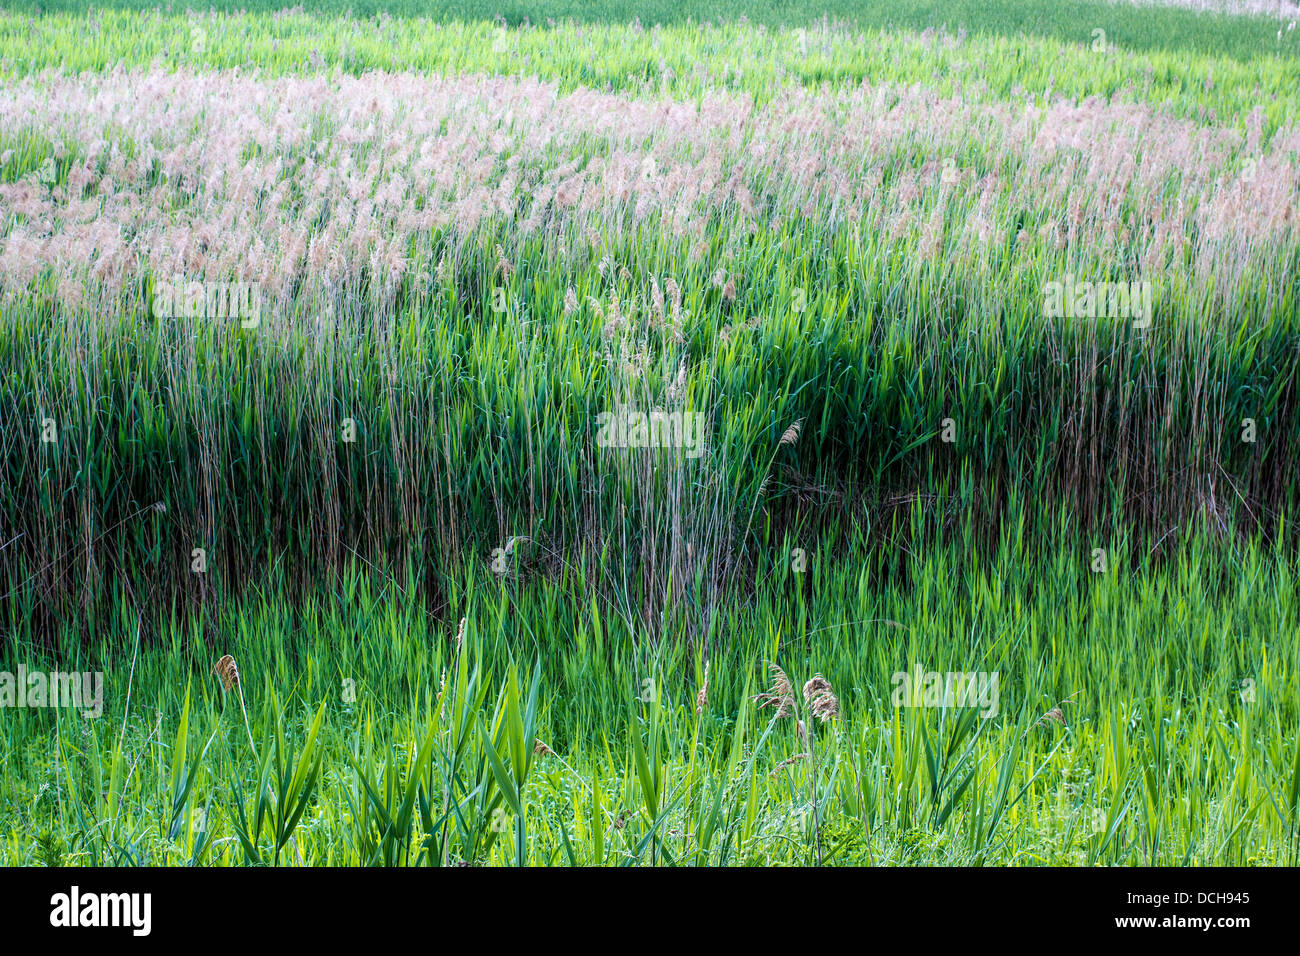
xmin=803 ymin=674 xmax=839 ymax=723
xmin=493 ymin=243 xmax=514 ymax=279
xmin=737 ymin=417 xmax=806 ymax=555
xmin=753 ymin=662 xmax=795 ymax=719
xmin=212 ymin=654 xmax=240 ymax=692
xmin=1036 ymin=707 xmax=1066 ymax=728
xmin=665 ymin=277 xmax=682 ymax=326
xmin=695 ymin=660 xmax=710 ymax=715
xmin=533 ymin=739 xmax=554 ymax=756
xmin=667 ymin=358 xmax=687 ymax=401
xmin=454 ymin=616 xmax=467 ymax=653
xmin=773 ymin=752 xmax=809 ymax=771
xmin=212 ymin=653 xmax=255 ymax=751
xmin=1033 ymin=693 xmax=1078 ymax=729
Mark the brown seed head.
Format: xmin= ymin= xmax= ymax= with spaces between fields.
xmin=212 ymin=654 xmax=240 ymax=692
xmin=753 ymin=662 xmax=795 ymax=719
xmin=695 ymin=660 xmax=710 ymax=715
xmin=1036 ymin=706 xmax=1067 ymax=728
xmin=803 ymin=673 xmax=839 ymax=723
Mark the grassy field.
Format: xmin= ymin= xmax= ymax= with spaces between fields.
xmin=1 ymin=1 xmax=1298 ymax=866
xmin=4 ymin=524 xmax=1299 ymax=866
xmin=5 ymin=0 xmax=1300 ymax=60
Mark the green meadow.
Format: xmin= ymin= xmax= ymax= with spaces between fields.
xmin=1 ymin=1 xmax=1297 ymax=866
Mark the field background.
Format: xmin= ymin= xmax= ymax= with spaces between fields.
xmin=1 ymin=0 xmax=1298 ymax=866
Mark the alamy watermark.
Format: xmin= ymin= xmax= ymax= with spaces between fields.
xmin=1042 ymin=274 xmax=1152 ymax=329
xmin=891 ymin=663 xmax=1000 ymax=719
xmin=0 ymin=665 xmax=103 ymax=718
xmin=151 ymin=275 xmax=262 ymax=328
xmin=50 ymin=886 xmax=150 ymax=936
xmin=595 ymin=405 xmax=705 ymax=458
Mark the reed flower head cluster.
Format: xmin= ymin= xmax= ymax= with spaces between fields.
xmin=212 ymin=654 xmax=240 ymax=692
xmin=754 ymin=662 xmax=796 ymax=719
xmin=803 ymin=674 xmax=840 ymax=723
xmin=1 ymin=69 xmax=1295 ymax=319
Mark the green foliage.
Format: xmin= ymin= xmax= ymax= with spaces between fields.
xmin=2 ymin=11 xmax=1297 ymax=128
xmin=1 ymin=0 xmax=1297 ymax=868
xmin=2 ymin=523 xmax=1297 ymax=866
xmin=8 ymin=0 xmax=1300 ymax=63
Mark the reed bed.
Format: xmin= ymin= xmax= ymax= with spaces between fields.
xmin=1 ymin=5 xmax=1297 ymax=867
xmin=2 ymin=522 xmax=1296 ymax=866
xmin=4 ymin=2 xmax=1298 ymax=64
xmin=2 ymin=59 xmax=1297 ymax=629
